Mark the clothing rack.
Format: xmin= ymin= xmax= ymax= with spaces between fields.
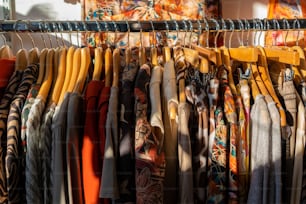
xmin=0 ymin=18 xmax=305 ymax=33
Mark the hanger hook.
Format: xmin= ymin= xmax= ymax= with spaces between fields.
xmin=263 ymin=18 xmax=270 ymax=45
xmin=26 ymin=20 xmax=36 ymax=48
xmin=38 ymin=21 xmax=47 ymax=48
xmin=211 ymin=18 xmax=220 ymax=48
xmin=188 ymin=20 xmax=193 ymax=48
xmin=52 ymin=21 xmax=60 ymax=47
xmin=252 ymin=18 xmax=259 ymax=46
xmin=126 ymin=20 xmax=130 ymax=48
xmin=103 ymin=21 xmax=109 ymax=47
xmin=0 ymin=20 xmax=7 ymax=46
xmin=228 ymin=18 xmax=235 ymax=48
xmin=164 ymin=20 xmax=170 ymax=47
xmin=44 ymin=21 xmax=53 ymax=48
xmin=95 ymin=20 xmax=102 ymax=47
xmin=66 ymin=21 xmax=73 ymax=46
xmin=282 ymin=18 xmax=290 ymax=47
xmin=150 ymin=20 xmax=156 ymax=48
xmin=221 ymin=18 xmax=226 ymax=47
xmin=138 ymin=20 xmax=143 ymax=49
xmin=197 ymin=19 xmax=202 ymax=46
xmin=75 ymin=22 xmax=80 ymax=47
xmin=244 ymin=19 xmax=250 ymax=46
xmin=203 ymin=18 xmax=209 ymax=47
xmin=256 ymin=18 xmax=264 ymax=46
xmin=237 ymin=19 xmax=244 ymax=46
xmin=173 ymin=20 xmax=179 ymax=45
xmin=293 ymin=17 xmax=301 ymax=46
xmin=272 ymin=19 xmax=280 ymax=46
xmin=112 ymin=21 xmax=118 ymax=48
xmin=57 ymin=22 xmax=66 ymax=47
xmin=13 ymin=20 xmax=24 ymax=49
xmin=182 ymin=20 xmax=188 ymax=46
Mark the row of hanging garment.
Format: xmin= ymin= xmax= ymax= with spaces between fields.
xmin=0 ymin=19 xmax=306 ymax=204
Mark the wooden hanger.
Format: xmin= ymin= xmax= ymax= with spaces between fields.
xmin=173 ymin=46 xmax=186 ymax=103
xmin=0 ymin=45 xmax=13 ymax=59
xmin=37 ymin=48 xmax=54 ymax=102
xmin=15 ymin=48 xmax=28 ymax=71
xmin=27 ymin=32 xmax=40 ymax=65
xmin=73 ymin=47 xmax=91 ymax=94
xmin=112 ymin=48 xmax=120 ymax=87
xmin=47 ymin=47 xmax=60 ymax=104
xmin=58 ymin=46 xmax=75 ymax=104
xmin=28 ymin=47 xmax=39 ymax=65
xmin=291 ymin=46 xmax=306 ymax=84
xmin=92 ymin=47 xmax=103 ymax=81
xmin=51 ymin=47 xmax=67 ymax=105
xmin=37 ymin=48 xmax=48 ymax=84
xmin=104 ymin=47 xmax=113 ymax=87
xmin=257 ymin=46 xmax=287 ymax=127
xmin=67 ymin=48 xmax=81 ymax=92
xmin=0 ymin=33 xmax=13 ymax=59
xmin=264 ymin=46 xmax=300 ymax=66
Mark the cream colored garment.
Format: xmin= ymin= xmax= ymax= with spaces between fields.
xmin=290 ymin=92 xmax=306 ymax=204
xmin=150 ymin=65 xmax=164 ymax=144
xmin=265 ymin=95 xmax=282 ymax=204
xmin=162 ymin=59 xmax=179 ymax=204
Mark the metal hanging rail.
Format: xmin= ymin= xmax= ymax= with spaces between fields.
xmin=0 ymin=19 xmax=305 ymax=33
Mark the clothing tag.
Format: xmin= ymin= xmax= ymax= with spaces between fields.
xmin=238 ymin=67 xmax=251 ymax=80
xmin=284 ymin=67 xmax=294 ymax=82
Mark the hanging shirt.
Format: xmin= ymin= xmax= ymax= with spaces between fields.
xmin=82 ymin=80 xmax=104 ymax=204
xmin=222 ymin=77 xmax=238 ymax=204
xmin=207 ymin=77 xmax=219 ymax=174
xmin=134 ymin=63 xmax=166 ymax=204
xmin=40 ymin=103 xmax=56 ymax=204
xmin=234 ymin=94 xmax=246 ymax=203
xmin=98 ymin=84 xmax=111 ymax=204
xmin=100 ymin=87 xmax=120 ymax=200
xmin=6 ymin=64 xmax=38 ymax=203
xmin=207 ymin=106 xmax=227 ymax=204
xmin=290 ymin=92 xmax=306 ymax=204
xmin=265 ymin=95 xmax=282 ymax=204
xmin=21 ymin=83 xmax=40 ymax=153
xmin=162 ymin=59 xmax=179 ymax=204
xmin=237 ymin=79 xmax=251 ymax=204
xmin=26 ymin=96 xmax=46 ymax=204
xmin=52 ymin=93 xmax=71 ymax=204
xmin=247 ymin=94 xmax=271 ymax=204
xmin=66 ymin=92 xmax=85 ymax=204
xmin=0 ymin=70 xmax=23 ymax=204
xmin=117 ymin=48 xmax=138 ymax=203
xmin=278 ymin=68 xmax=297 ymax=203
xmin=185 ymin=70 xmax=210 ymax=203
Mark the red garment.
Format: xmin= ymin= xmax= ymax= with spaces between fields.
xmin=0 ymin=59 xmax=15 ymax=99
xmin=98 ymin=85 xmax=111 ymax=204
xmin=82 ymin=81 xmax=104 ymax=204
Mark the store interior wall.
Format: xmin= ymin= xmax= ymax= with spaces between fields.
xmin=3 ymin=0 xmax=269 ymax=52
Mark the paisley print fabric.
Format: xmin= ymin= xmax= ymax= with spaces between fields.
xmin=0 ymin=70 xmax=23 ymax=204
xmin=134 ymin=63 xmax=166 ymax=204
xmin=82 ymin=0 xmax=222 ymax=48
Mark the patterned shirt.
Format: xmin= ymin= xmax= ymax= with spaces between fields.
xmin=6 ymin=64 xmax=38 ymax=203
xmin=25 ymin=97 xmax=46 ymax=203
xmin=134 ymin=63 xmax=166 ymax=204
xmin=21 ymin=84 xmax=40 ymax=153
xmin=0 ymin=70 xmax=23 ymax=203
